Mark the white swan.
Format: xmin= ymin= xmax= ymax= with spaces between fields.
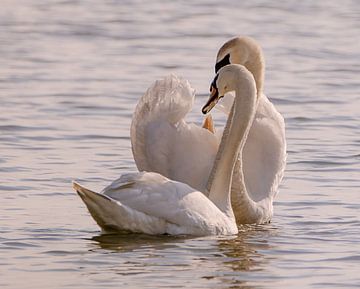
xmin=73 ymin=64 xmax=257 ymax=236
xmin=208 ymin=37 xmax=287 ymax=223
xmin=131 ymin=36 xmax=286 ymax=224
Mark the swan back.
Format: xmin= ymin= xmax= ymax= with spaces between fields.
xmin=75 ymin=172 xmax=238 ymax=236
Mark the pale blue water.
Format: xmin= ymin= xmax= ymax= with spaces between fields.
xmin=1 ymin=1 xmax=359 ymax=288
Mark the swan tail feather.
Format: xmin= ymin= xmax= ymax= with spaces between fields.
xmin=73 ymin=182 xmax=167 ymax=234
xmin=73 ymin=181 xmax=122 ymax=230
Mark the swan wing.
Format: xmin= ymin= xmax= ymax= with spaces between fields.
xmin=131 ymin=75 xmax=218 ymax=192
xmin=208 ymin=92 xmax=286 ymax=203
xmin=242 ymin=94 xmax=286 ymax=201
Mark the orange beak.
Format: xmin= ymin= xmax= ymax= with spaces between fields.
xmin=202 ymin=114 xmax=215 ymax=134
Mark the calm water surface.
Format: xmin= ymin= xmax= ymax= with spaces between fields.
xmin=1 ymin=1 xmax=359 ymax=288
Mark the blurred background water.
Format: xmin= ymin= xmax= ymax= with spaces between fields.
xmin=0 ymin=0 xmax=359 ymax=288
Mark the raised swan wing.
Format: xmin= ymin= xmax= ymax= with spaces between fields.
xmin=131 ymin=75 xmax=218 ymax=192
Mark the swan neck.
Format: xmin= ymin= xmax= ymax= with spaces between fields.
xmin=246 ymin=49 xmax=264 ymax=97
xmin=208 ymin=80 xmax=256 ymax=218
xmin=253 ymin=64 xmax=264 ymax=97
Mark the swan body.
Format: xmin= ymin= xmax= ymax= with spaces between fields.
xmin=131 ymin=36 xmax=286 ymax=224
xmin=74 ymin=172 xmax=236 ymax=236
xmin=74 ymin=64 xmax=257 ymax=236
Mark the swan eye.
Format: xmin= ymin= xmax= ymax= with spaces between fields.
xmin=215 ymin=53 xmax=230 ymax=73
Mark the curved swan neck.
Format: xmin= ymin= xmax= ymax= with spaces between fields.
xmin=243 ymin=42 xmax=264 ymax=97
xmin=247 ymin=55 xmax=264 ymax=97
xmin=208 ymin=70 xmax=257 ymax=218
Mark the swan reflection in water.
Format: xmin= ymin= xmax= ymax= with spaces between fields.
xmin=89 ymin=224 xmax=277 ymax=288
xmin=90 ymin=232 xmax=188 ymax=252
xmin=216 ymin=224 xmax=276 ymax=281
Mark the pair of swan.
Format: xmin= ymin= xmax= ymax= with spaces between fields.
xmin=131 ymin=37 xmax=286 ymax=224
xmin=73 ymin=37 xmax=286 ymax=236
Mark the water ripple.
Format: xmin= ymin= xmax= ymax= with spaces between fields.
xmin=0 ymin=1 xmax=359 ymax=288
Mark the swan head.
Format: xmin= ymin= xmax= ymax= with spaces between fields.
xmin=202 ymin=64 xmax=255 ymax=114
xmin=215 ymin=36 xmax=262 ymax=72
xmin=215 ymin=36 xmax=264 ymax=95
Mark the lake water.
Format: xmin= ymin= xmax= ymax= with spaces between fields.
xmin=1 ymin=1 xmax=359 ymax=288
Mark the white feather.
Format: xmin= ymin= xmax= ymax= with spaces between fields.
xmin=131 ymin=74 xmax=218 ymax=192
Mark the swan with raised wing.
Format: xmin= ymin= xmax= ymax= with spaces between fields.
xmin=73 ymin=64 xmax=257 ymax=236
xmin=131 ymin=36 xmax=286 ymax=224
